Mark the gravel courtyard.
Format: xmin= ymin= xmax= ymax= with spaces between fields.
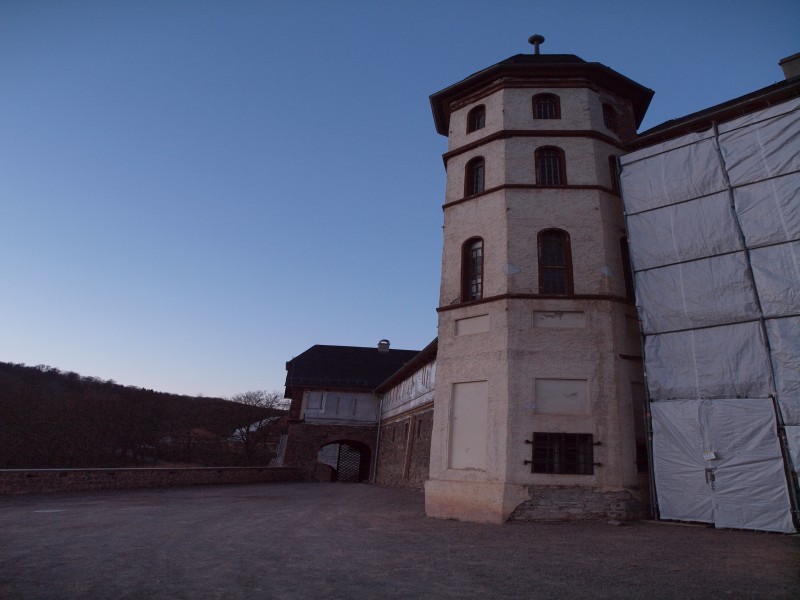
xmin=1 ymin=482 xmax=798 ymax=599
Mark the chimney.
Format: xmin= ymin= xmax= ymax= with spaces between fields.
xmin=377 ymin=339 xmax=390 ymax=353
xmin=779 ymin=52 xmax=800 ymax=80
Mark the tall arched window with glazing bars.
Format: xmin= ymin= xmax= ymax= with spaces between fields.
xmin=538 ymin=229 xmax=573 ymax=295
xmin=533 ymin=93 xmax=561 ymax=119
xmin=462 ymin=237 xmax=484 ymax=302
xmin=465 ymin=157 xmax=485 ymax=196
xmin=535 ymin=147 xmax=566 ymax=186
xmin=467 ymin=105 xmax=485 ymax=133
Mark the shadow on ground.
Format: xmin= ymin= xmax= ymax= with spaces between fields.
xmin=1 ymin=483 xmax=798 ymax=599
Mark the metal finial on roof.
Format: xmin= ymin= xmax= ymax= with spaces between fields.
xmin=528 ymin=34 xmax=545 ymax=55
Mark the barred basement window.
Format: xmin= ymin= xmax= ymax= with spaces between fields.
xmin=533 ymin=94 xmax=560 ymax=119
xmin=528 ymin=433 xmax=596 ymax=474
xmin=467 ymin=105 xmax=485 ymax=133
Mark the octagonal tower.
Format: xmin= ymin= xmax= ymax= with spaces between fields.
xmin=426 ymin=39 xmax=654 ymax=522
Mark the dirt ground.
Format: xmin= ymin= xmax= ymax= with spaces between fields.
xmin=0 ymin=482 xmax=798 ymax=599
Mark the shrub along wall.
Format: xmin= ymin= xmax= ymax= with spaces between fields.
xmin=0 ymin=466 xmax=303 ymax=494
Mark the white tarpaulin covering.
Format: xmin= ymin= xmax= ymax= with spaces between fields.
xmin=651 ymin=399 xmax=795 ymax=533
xmin=620 ymin=97 xmax=800 ymax=533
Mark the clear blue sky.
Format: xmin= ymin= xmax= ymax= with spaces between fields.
xmin=1 ymin=0 xmax=797 ymax=397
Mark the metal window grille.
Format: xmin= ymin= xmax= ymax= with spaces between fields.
xmin=529 ymin=433 xmax=595 ymax=475
xmin=337 ymin=444 xmax=362 ymax=482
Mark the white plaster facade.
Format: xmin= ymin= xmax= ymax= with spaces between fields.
xmin=380 ymin=360 xmax=435 ymax=422
xmin=426 ymin=54 xmax=650 ymax=523
xmin=301 ymin=390 xmax=380 ymax=425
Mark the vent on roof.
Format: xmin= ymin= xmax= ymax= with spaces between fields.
xmin=377 ymin=339 xmax=390 ymax=353
xmin=779 ymin=52 xmax=800 ymax=80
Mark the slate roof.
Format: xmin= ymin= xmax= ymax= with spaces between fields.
xmin=430 ymin=52 xmax=654 ymax=134
xmin=285 ymin=344 xmax=420 ymax=391
xmin=630 ymin=76 xmax=800 ymax=147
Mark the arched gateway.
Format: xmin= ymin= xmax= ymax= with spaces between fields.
xmin=317 ymin=440 xmax=371 ymax=482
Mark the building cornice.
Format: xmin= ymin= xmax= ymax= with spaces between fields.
xmin=431 ymin=59 xmax=654 ymax=135
xmin=442 ymin=183 xmax=619 ymax=209
xmin=437 ymin=293 xmax=632 ymax=312
xmin=442 ymin=129 xmax=626 ymax=165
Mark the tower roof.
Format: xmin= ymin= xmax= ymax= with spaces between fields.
xmin=430 ymin=52 xmax=654 ymax=134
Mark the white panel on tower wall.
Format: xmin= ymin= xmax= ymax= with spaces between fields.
xmin=620 ymin=97 xmax=800 ymax=533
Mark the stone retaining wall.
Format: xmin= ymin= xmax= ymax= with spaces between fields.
xmin=509 ymin=486 xmax=648 ymax=522
xmin=0 ymin=467 xmax=304 ymax=495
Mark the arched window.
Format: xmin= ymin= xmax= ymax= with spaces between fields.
xmin=467 ymin=105 xmax=485 ymax=133
xmin=533 ymin=94 xmax=560 ymax=119
xmin=602 ymin=103 xmax=618 ymax=133
xmin=538 ymin=229 xmax=573 ymax=295
xmin=620 ymin=237 xmax=635 ymax=303
xmin=465 ymin=157 xmax=485 ymax=196
xmin=462 ymin=237 xmax=484 ymax=302
xmin=535 ymin=147 xmax=566 ymax=186
xmin=608 ymin=155 xmax=620 ymax=195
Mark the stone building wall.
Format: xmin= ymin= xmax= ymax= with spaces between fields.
xmin=0 ymin=466 xmax=303 ymax=495
xmin=283 ymin=422 xmax=377 ymax=478
xmin=375 ymin=407 xmax=433 ymax=490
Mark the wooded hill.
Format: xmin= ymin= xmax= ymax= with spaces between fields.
xmin=0 ymin=362 xmax=285 ymax=469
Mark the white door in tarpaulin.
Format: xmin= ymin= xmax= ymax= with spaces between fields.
xmin=652 ymin=398 xmax=796 ymax=533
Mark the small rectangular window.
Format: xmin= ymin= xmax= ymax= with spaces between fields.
xmin=529 ymin=433 xmax=595 ymax=474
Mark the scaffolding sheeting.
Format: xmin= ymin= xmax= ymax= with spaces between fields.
xmin=620 ymin=97 xmax=800 ymax=533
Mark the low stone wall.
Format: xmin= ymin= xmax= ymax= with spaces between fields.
xmin=509 ymin=486 xmax=648 ymax=522
xmin=0 ymin=466 xmax=304 ymax=495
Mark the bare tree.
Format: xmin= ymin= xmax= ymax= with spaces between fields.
xmin=228 ymin=391 xmax=287 ymax=465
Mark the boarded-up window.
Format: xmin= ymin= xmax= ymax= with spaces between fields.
xmin=534 ymin=379 xmax=588 ymax=415
xmin=449 ymin=381 xmax=488 ymax=470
